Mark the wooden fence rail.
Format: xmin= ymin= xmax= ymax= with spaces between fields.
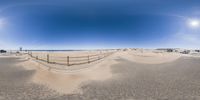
xmin=28 ymin=52 xmax=113 ymax=66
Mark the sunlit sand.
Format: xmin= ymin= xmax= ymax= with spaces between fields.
xmin=1 ymin=49 xmax=200 ymax=99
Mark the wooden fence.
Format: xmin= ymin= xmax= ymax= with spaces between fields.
xmin=28 ymin=52 xmax=114 ymax=66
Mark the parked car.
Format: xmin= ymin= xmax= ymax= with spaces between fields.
xmin=180 ymin=50 xmax=190 ymax=54
xmin=0 ymin=50 xmax=7 ymax=53
xmin=195 ymin=50 xmax=200 ymax=52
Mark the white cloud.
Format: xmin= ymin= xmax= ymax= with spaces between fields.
xmin=166 ymin=30 xmax=200 ymax=49
xmin=165 ymin=24 xmax=200 ymax=49
xmin=0 ymin=18 xmax=6 ymax=29
xmin=176 ymin=32 xmax=200 ymax=44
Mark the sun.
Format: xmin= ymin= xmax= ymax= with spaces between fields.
xmin=188 ymin=19 xmax=199 ymax=28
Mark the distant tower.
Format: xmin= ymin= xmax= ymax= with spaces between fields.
xmin=20 ymin=47 xmax=22 ymax=51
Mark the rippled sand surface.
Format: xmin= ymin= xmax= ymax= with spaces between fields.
xmin=1 ymin=52 xmax=200 ymax=100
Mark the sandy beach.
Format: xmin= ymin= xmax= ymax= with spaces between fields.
xmin=0 ymin=50 xmax=200 ymax=100
xmin=1 ymin=0 xmax=200 ymax=99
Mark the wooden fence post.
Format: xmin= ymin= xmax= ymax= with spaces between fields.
xmin=36 ymin=56 xmax=38 ymax=60
xmin=88 ymin=55 xmax=90 ymax=63
xmin=67 ymin=56 xmax=69 ymax=66
xmin=47 ymin=54 xmax=49 ymax=63
xmin=30 ymin=52 xmax=32 ymax=57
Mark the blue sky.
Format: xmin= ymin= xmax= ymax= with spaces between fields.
xmin=0 ymin=0 xmax=200 ymax=49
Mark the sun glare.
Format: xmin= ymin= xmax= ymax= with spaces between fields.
xmin=189 ymin=19 xmax=199 ymax=28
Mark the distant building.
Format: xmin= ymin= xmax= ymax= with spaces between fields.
xmin=20 ymin=47 xmax=22 ymax=51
